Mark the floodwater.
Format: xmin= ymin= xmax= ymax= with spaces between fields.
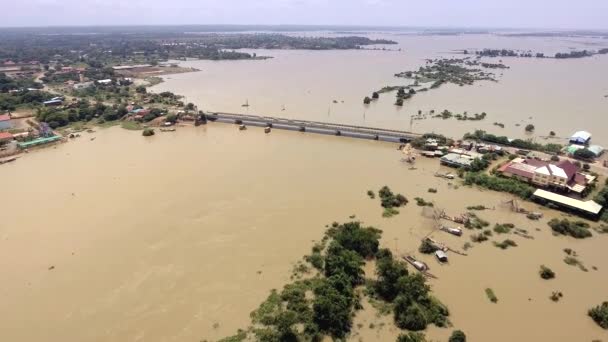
xmin=153 ymin=33 xmax=608 ymax=146
xmin=1 ymin=125 xmax=607 ymax=342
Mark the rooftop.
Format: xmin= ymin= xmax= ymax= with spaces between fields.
xmin=0 ymin=114 xmax=11 ymax=122
xmin=533 ymin=189 xmax=602 ymax=215
xmin=0 ymin=132 xmax=13 ymax=140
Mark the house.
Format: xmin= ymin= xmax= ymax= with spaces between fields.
xmin=587 ymin=145 xmax=604 ymax=158
xmin=0 ymin=131 xmax=13 ymax=144
xmin=0 ymin=114 xmax=12 ymax=130
xmin=499 ymin=158 xmax=590 ymax=193
xmin=570 ymin=131 xmax=592 ymax=145
xmin=440 ymin=153 xmax=474 ymax=168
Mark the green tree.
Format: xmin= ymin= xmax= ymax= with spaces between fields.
xmin=449 ymin=330 xmax=467 ymax=342
xmin=525 ymin=124 xmax=535 ymax=132
xmin=573 ymin=148 xmax=595 ymax=160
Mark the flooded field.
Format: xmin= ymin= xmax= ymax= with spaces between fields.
xmin=1 ymin=124 xmax=607 ymax=341
xmin=153 ymin=33 xmax=608 ymax=146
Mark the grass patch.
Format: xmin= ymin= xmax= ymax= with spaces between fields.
xmin=548 ymin=218 xmax=592 ymax=239
xmin=465 ymin=212 xmax=490 ymax=230
xmin=471 ymin=233 xmax=489 ymax=243
xmin=121 ymin=121 xmax=143 ymax=130
xmin=493 ymin=223 xmax=515 ymax=234
xmin=414 ymin=197 xmax=434 ymax=207
xmin=383 ymin=207 xmax=400 ymax=218
xmin=485 ymin=288 xmax=498 ymax=303
xmin=466 ymin=205 xmax=487 ymax=211
xmin=493 ymin=239 xmax=517 ymax=249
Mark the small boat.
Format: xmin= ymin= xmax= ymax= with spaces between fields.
xmin=264 ymin=126 xmax=271 ymax=134
xmin=241 ymin=99 xmax=250 ymax=107
xmin=424 ymin=237 xmax=448 ymax=252
xmin=440 ymin=226 xmax=463 ymax=237
xmin=403 ymin=255 xmax=430 ymax=272
xmin=435 ymin=250 xmax=448 ymax=263
xmin=239 ymin=124 xmax=247 ymax=130
xmin=160 ymin=128 xmax=176 ymax=132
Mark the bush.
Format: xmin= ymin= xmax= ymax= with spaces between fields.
xmin=464 ymin=172 xmax=535 ymax=199
xmin=493 ymin=239 xmax=517 ymax=249
xmin=548 ymin=218 xmax=592 ymax=239
xmin=142 ymin=128 xmax=155 ymax=136
xmin=449 ymin=330 xmax=467 ymax=342
xmin=589 ymin=302 xmax=608 ymax=329
xmin=539 ymin=265 xmax=555 ymax=279
xmin=485 ymin=288 xmax=498 ymax=303
xmin=419 ymin=240 xmax=438 ymax=254
xmin=525 ymin=124 xmax=535 ymax=132
xmin=397 ymin=332 xmax=426 ymax=342
xmin=367 ymin=190 xmax=375 ymax=199
xmin=493 ymin=223 xmax=514 ymax=234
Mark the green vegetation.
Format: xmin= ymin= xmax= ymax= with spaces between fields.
xmin=464 ymin=130 xmax=562 ymax=154
xmin=589 ymin=302 xmax=608 ymax=329
xmin=464 ymin=212 xmax=490 ymax=230
xmin=485 ymin=288 xmax=498 ymax=303
xmin=378 ymin=186 xmax=408 ymax=217
xmin=548 ymin=218 xmax=592 ymax=239
xmin=370 ymin=249 xmax=450 ymax=331
xmin=410 ymin=133 xmax=453 ymax=150
xmin=397 ymin=332 xmax=427 ymax=342
xmin=525 ymin=124 xmax=535 ymax=132
xmin=466 ymin=205 xmax=487 ymax=211
xmin=539 ymin=265 xmax=555 ymax=279
xmin=493 ymin=239 xmax=517 ymax=249
xmin=0 ymin=30 xmax=396 ymax=66
xmin=471 ymin=233 xmax=489 ymax=243
xmin=427 ymin=188 xmax=437 ymax=193
xmin=363 ymin=96 xmax=372 ymax=104
xmin=142 ymin=128 xmax=155 ymax=136
xmin=594 ymin=179 xmax=608 ymax=222
xmin=120 ymin=121 xmax=143 ymax=130
xmin=395 ymin=58 xmax=497 ymax=88
xmin=449 ymin=330 xmax=467 ymax=342
xmin=418 ymin=240 xmax=439 ymax=254
xmin=414 ymin=197 xmax=434 ymax=207
xmin=432 ymin=109 xmax=487 ymax=121
xmin=464 ymin=172 xmax=536 ymax=200
xmin=550 ymin=292 xmax=563 ymax=302
xmin=493 ymin=223 xmax=514 ymax=234
xmin=367 ymin=190 xmax=375 ymax=199
xmin=222 ymin=221 xmax=452 ymax=341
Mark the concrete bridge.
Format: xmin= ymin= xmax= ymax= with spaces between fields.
xmin=205 ymin=112 xmax=421 ymax=143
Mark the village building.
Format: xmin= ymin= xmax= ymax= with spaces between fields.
xmin=440 ymin=153 xmax=475 ymax=168
xmin=532 ymin=189 xmax=603 ymax=219
xmin=499 ymin=157 xmax=592 ymax=194
xmin=0 ymin=131 xmax=14 ymax=144
xmin=569 ymin=131 xmax=592 ymax=145
xmin=0 ymin=114 xmax=13 ymax=130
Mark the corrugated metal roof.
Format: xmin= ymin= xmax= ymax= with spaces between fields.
xmin=533 ymin=189 xmax=602 ymax=215
xmin=571 ymin=131 xmax=592 ymax=140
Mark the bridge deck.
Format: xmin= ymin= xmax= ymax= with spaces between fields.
xmin=207 ymin=112 xmax=421 ymax=141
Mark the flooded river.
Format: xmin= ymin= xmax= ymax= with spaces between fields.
xmin=1 ymin=125 xmax=607 ymax=341
xmin=153 ymin=33 xmax=608 ymax=146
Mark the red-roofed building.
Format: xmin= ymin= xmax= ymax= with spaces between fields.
xmin=499 ymin=157 xmax=590 ymax=193
xmin=0 ymin=131 xmax=13 ymax=144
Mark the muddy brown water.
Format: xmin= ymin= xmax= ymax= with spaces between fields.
xmin=153 ymin=33 xmax=608 ymax=147
xmin=1 ymin=124 xmax=607 ymax=341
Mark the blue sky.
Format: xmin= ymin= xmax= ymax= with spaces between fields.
xmin=3 ymin=0 xmax=608 ymax=29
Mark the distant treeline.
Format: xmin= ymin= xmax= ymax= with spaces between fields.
xmin=0 ymin=32 xmax=396 ymax=66
xmin=467 ymin=48 xmax=608 ymax=59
